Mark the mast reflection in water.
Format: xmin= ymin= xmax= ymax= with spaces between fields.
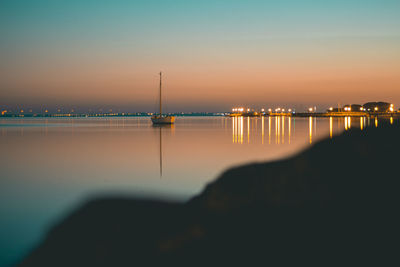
xmin=153 ymin=124 xmax=175 ymax=177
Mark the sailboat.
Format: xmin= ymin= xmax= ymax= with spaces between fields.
xmin=151 ymin=72 xmax=175 ymax=124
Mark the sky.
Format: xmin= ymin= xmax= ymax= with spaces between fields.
xmin=1 ymin=0 xmax=400 ymax=112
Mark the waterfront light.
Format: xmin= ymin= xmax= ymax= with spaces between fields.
xmin=329 ymin=107 xmax=333 ymax=111
xmin=247 ymin=108 xmax=250 ymax=112
xmin=288 ymin=109 xmax=292 ymax=112
xmin=268 ymin=109 xmax=272 ymax=112
xmin=261 ymin=108 xmax=264 ymax=112
xmin=374 ymin=107 xmax=378 ymax=111
xmin=308 ymin=107 xmax=313 ymax=112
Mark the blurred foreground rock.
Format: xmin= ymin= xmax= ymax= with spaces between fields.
xmin=20 ymin=123 xmax=400 ymax=266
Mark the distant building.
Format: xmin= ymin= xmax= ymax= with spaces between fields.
xmin=363 ymin=102 xmax=391 ymax=112
xmin=340 ymin=104 xmax=362 ymax=111
xmin=327 ymin=107 xmax=343 ymax=113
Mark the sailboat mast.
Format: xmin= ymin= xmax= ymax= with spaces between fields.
xmin=159 ymin=72 xmax=162 ymax=115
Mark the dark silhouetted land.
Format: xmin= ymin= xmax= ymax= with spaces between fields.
xmin=20 ymin=122 xmax=400 ymax=266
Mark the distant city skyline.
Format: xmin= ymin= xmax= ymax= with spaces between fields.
xmin=1 ymin=0 xmax=400 ymax=112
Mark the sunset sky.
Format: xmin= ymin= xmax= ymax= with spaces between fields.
xmin=1 ymin=0 xmax=400 ymax=112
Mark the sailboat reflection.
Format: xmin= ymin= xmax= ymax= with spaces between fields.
xmin=153 ymin=124 xmax=174 ymax=177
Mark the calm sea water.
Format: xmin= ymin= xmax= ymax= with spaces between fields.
xmin=0 ymin=116 xmax=394 ymax=266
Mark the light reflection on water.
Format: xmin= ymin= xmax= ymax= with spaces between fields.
xmin=0 ymin=116 xmax=397 ymax=266
xmin=232 ymin=115 xmax=393 ymax=146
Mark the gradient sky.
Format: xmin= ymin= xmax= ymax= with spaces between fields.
xmin=1 ymin=0 xmax=400 ymax=112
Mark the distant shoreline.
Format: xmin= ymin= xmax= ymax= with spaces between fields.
xmin=1 ymin=112 xmax=399 ymax=118
xmin=229 ymin=112 xmax=400 ymax=118
xmin=0 ymin=113 xmax=227 ymax=118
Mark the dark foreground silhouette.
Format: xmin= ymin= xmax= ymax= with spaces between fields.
xmin=20 ymin=123 xmax=400 ymax=266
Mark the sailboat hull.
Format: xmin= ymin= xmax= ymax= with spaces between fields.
xmin=151 ymin=116 xmax=175 ymax=124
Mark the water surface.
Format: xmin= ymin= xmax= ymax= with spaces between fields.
xmin=0 ymin=116 xmax=393 ymax=266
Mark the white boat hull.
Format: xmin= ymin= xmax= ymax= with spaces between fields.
xmin=151 ymin=116 xmax=175 ymax=124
